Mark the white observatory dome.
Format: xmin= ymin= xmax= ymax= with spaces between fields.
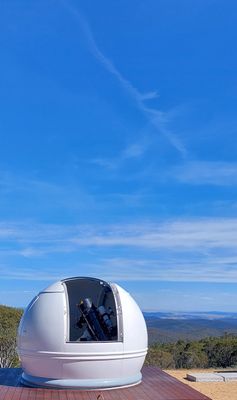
xmin=17 ymin=277 xmax=148 ymax=389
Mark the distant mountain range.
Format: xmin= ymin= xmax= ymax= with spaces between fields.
xmin=143 ymin=311 xmax=237 ymax=320
xmin=143 ymin=311 xmax=237 ymax=344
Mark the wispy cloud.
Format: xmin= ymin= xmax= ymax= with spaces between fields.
xmin=0 ymin=265 xmax=65 ymax=281
xmin=139 ymin=91 xmax=159 ymax=101
xmin=0 ymin=218 xmax=237 ymax=286
xmin=122 ymin=142 xmax=148 ymax=159
xmin=61 ymin=1 xmax=186 ymax=156
xmin=1 ymin=214 xmax=237 ymax=286
xmin=70 ymin=219 xmax=237 ymax=250
xmin=0 ymin=169 xmax=97 ymax=211
xmin=1 ymin=218 xmax=237 ymax=251
xmin=91 ymin=137 xmax=148 ymax=170
xmin=171 ymin=161 xmax=237 ymax=186
xmin=2 ymin=254 xmax=237 ymax=283
xmin=91 ymin=257 xmax=237 ymax=283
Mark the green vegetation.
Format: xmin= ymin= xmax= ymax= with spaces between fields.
xmin=0 ymin=305 xmax=23 ymax=368
xmin=0 ymin=305 xmax=237 ymax=370
xmin=145 ymin=334 xmax=237 ymax=369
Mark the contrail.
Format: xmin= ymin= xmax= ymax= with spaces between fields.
xmin=60 ymin=0 xmax=187 ymax=156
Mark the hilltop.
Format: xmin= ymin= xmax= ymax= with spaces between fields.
xmin=144 ymin=312 xmax=237 ymax=344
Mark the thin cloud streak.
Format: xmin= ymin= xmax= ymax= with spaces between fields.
xmin=1 ymin=219 xmax=237 ymax=285
xmin=61 ymin=0 xmax=186 ymax=156
xmin=172 ymin=161 xmax=237 ymax=186
xmin=0 ymin=170 xmax=97 ymax=211
xmin=1 ymin=218 xmax=237 ymax=251
xmin=71 ymin=219 xmax=237 ymax=250
xmin=140 ymin=91 xmax=159 ymax=100
xmin=83 ymin=256 xmax=237 ymax=283
xmin=91 ymin=138 xmax=149 ymax=170
xmin=122 ymin=142 xmax=147 ymax=159
xmin=2 ymin=257 xmax=237 ymax=283
xmin=0 ymin=266 xmax=64 ymax=281
xmin=91 ymin=256 xmax=237 ymax=283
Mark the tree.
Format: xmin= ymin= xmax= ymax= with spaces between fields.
xmin=0 ymin=305 xmax=23 ymax=368
xmin=0 ymin=332 xmax=18 ymax=368
xmin=145 ymin=348 xmax=175 ymax=369
xmin=203 ymin=335 xmax=237 ymax=368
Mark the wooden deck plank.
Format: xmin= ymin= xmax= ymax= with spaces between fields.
xmin=143 ymin=367 xmax=210 ymax=400
xmin=0 ymin=386 xmax=10 ymax=400
xmin=0 ymin=367 xmax=212 ymax=400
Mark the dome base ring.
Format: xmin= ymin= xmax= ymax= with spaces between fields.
xmin=21 ymin=372 xmax=142 ymax=390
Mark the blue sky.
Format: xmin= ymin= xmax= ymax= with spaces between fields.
xmin=0 ymin=0 xmax=237 ymax=311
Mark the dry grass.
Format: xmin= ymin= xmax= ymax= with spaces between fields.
xmin=165 ymin=369 xmax=237 ymax=400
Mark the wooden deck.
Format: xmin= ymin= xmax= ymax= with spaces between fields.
xmin=0 ymin=366 xmax=212 ymax=400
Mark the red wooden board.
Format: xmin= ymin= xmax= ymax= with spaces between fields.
xmin=0 ymin=366 xmax=212 ymax=400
